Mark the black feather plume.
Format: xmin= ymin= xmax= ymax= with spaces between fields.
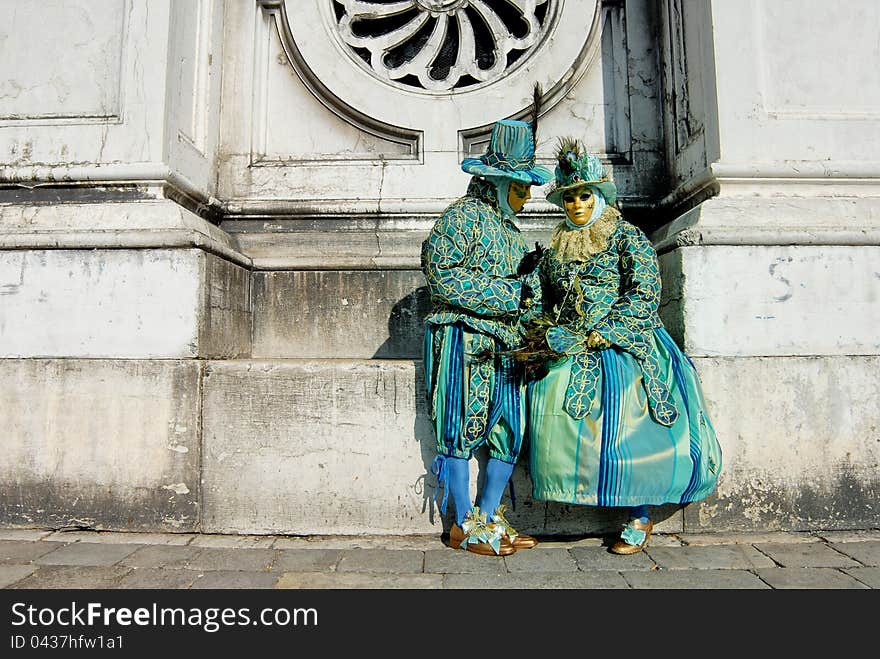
xmin=531 ymin=82 xmax=542 ymax=146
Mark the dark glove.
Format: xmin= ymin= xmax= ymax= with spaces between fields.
xmin=519 ymin=282 xmax=536 ymax=309
xmin=517 ymin=242 xmax=545 ymax=277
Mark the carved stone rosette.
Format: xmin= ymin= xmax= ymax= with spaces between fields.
xmin=335 ymin=0 xmax=555 ymax=92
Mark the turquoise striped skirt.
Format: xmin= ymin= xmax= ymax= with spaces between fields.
xmin=528 ymin=327 xmax=721 ymax=507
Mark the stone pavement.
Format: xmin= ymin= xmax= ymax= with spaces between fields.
xmin=1 ymin=527 xmax=879 ymax=589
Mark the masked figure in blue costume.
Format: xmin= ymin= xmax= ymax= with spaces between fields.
xmin=526 ymin=138 xmax=722 ymax=554
xmin=421 ymin=119 xmax=552 ymax=555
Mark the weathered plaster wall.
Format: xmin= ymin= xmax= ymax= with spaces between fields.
xmin=1 ymin=0 xmax=169 ymax=167
xmin=0 ymin=0 xmax=225 ymax=211
xmin=711 ymin=0 xmax=880 ymax=171
xmin=650 ymin=0 xmax=880 ymax=535
xmin=0 ymin=0 xmax=230 ymax=534
xmin=200 ymin=360 xmax=434 ymax=535
xmin=657 ymin=0 xmax=720 ymax=195
xmin=658 ymin=245 xmax=880 ymax=357
xmin=198 ymin=356 xmax=878 ymax=535
xmin=0 ymin=359 xmax=202 ymax=531
xmin=688 ymin=356 xmax=880 ymax=532
xmin=0 ymin=247 xmax=250 ymax=359
xmin=252 ymin=270 xmax=429 ymax=359
xmin=164 ymin=0 xmax=226 ymax=196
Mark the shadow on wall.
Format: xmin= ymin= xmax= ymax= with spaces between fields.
xmin=372 ymin=285 xmax=450 ymax=530
xmin=372 ymin=285 xmax=432 ymax=359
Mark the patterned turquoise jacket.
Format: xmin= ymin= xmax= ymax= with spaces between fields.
xmin=540 ymin=214 xmax=679 ymax=426
xmin=421 ymin=177 xmax=541 ymax=349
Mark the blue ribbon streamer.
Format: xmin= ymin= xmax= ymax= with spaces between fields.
xmin=441 ymin=324 xmax=464 ymax=450
xmin=430 ymin=455 xmax=449 ymax=514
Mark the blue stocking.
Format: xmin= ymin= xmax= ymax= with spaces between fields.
xmin=477 ymin=458 xmax=515 ymax=517
xmin=630 ymin=504 xmax=650 ymax=524
xmin=445 ymin=457 xmax=473 ymax=527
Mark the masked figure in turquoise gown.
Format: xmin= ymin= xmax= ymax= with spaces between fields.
xmin=526 ymin=138 xmax=722 ymax=554
xmin=421 ymin=119 xmax=552 ymax=556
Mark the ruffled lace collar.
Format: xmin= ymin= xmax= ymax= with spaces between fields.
xmin=549 ymin=206 xmax=620 ymax=262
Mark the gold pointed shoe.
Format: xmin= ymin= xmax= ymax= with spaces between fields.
xmin=610 ymin=519 xmax=653 ymax=555
xmin=490 ymin=504 xmax=538 ymax=550
xmin=448 ymin=508 xmax=516 ymax=556
xmin=508 ymin=531 xmax=538 ymax=550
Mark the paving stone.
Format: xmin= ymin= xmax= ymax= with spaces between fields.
xmin=0 ymin=564 xmax=38 ymax=587
xmin=191 ymin=571 xmax=282 ymax=589
xmin=273 ymin=535 xmax=440 ymax=550
xmin=621 ymin=569 xmax=770 ymax=589
xmin=843 ymin=567 xmax=880 ymax=588
xmin=443 ymin=572 xmax=631 ymax=589
xmin=423 ymin=549 xmax=511 ymax=574
xmin=644 ymin=534 xmax=685 ymax=547
xmin=189 ymin=534 xmax=276 ymax=549
xmin=678 ymin=531 xmax=820 ymax=546
xmin=180 ymin=548 xmax=276 ymax=572
xmin=119 ymin=545 xmax=204 ymax=569
xmin=0 ymin=529 xmax=54 ymax=541
xmin=646 ymin=544 xmax=776 ymax=570
xmin=40 ymin=531 xmax=195 ymax=545
xmin=35 ymin=542 xmax=142 ymax=566
xmin=116 ymin=568 xmax=199 ymax=589
xmin=753 ymin=542 xmax=862 ymax=568
xmin=271 ymin=549 xmax=341 ymax=572
xmin=570 ymin=546 xmax=656 ymax=571
xmin=524 ymin=536 xmax=604 ymax=549
xmin=504 ymin=548 xmax=579 ymax=572
xmin=0 ymin=540 xmax=67 ymax=564
xmin=830 ymin=541 xmax=880 ymax=566
xmin=276 ymin=572 xmax=442 ymax=589
xmin=585 ymin=533 xmax=682 ymax=548
xmin=815 ymin=530 xmax=880 ymax=543
xmin=755 ymin=568 xmax=869 ymax=589
xmin=9 ymin=566 xmax=133 ymax=589
xmin=42 ymin=531 xmax=80 ymax=542
xmin=336 ymin=548 xmax=424 ymax=573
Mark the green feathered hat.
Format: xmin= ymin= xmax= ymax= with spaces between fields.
xmin=545 ymin=138 xmax=617 ymax=207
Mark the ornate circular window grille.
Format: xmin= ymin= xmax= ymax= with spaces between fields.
xmin=332 ymin=0 xmax=558 ymax=93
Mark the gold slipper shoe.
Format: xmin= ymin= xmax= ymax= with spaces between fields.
xmin=490 ymin=504 xmax=538 ymax=550
xmin=610 ymin=518 xmax=653 ymax=555
xmin=448 ymin=508 xmax=516 ymax=556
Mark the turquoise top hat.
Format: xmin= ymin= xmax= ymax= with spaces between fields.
xmin=545 ymin=137 xmax=617 ymax=207
xmin=461 ymin=119 xmax=553 ymax=185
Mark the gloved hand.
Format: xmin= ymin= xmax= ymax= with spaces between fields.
xmin=520 ymin=282 xmax=536 ymax=309
xmin=517 ymin=242 xmax=545 ymax=277
xmin=587 ymin=330 xmax=611 ymax=349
